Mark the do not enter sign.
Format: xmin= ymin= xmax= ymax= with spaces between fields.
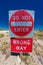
xmin=9 ymin=10 xmax=34 ymax=53
xmin=10 ymin=10 xmax=34 ymax=36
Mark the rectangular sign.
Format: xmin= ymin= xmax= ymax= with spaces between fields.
xmin=10 ymin=38 xmax=33 ymax=52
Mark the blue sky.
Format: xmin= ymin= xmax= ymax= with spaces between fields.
xmin=0 ymin=0 xmax=43 ymax=30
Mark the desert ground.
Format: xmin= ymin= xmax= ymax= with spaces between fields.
xmin=0 ymin=30 xmax=43 ymax=65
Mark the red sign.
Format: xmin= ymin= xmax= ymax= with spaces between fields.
xmin=10 ymin=38 xmax=33 ymax=52
xmin=10 ymin=10 xmax=34 ymax=36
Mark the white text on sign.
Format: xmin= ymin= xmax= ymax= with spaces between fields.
xmin=13 ymin=39 xmax=30 ymax=45
xmin=12 ymin=16 xmax=31 ymax=20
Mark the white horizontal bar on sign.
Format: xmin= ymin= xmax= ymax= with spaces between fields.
xmin=11 ymin=22 xmax=32 ymax=26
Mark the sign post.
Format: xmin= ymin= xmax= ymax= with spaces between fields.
xmin=9 ymin=10 xmax=34 ymax=55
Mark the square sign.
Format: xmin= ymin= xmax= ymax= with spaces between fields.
xmin=9 ymin=10 xmax=34 ymax=53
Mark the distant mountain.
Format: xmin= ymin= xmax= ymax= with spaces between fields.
xmin=0 ymin=28 xmax=8 ymax=30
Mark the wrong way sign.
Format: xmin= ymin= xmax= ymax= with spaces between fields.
xmin=10 ymin=38 xmax=32 ymax=52
xmin=9 ymin=10 xmax=34 ymax=53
